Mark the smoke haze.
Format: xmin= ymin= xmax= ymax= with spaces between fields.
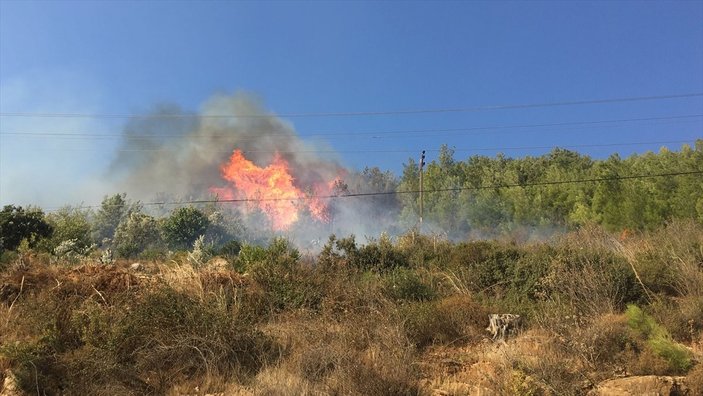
xmin=109 ymin=93 xmax=400 ymax=245
xmin=110 ymin=93 xmax=345 ymax=200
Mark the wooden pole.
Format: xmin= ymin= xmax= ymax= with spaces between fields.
xmin=419 ymin=150 xmax=425 ymax=225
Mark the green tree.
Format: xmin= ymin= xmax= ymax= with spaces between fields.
xmin=161 ymin=207 xmax=210 ymax=250
xmin=0 ymin=205 xmax=53 ymax=253
xmin=92 ymin=193 xmax=140 ymax=245
xmin=113 ymin=212 xmax=162 ymax=258
xmin=39 ymin=207 xmax=93 ymax=254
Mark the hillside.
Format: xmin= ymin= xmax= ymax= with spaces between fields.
xmin=1 ymin=222 xmax=703 ymax=395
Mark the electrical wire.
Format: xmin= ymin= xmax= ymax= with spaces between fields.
xmin=2 ymin=93 xmax=702 ymax=119
xmin=49 ymin=169 xmax=703 ymax=210
xmin=2 ymin=114 xmax=700 ymax=141
xmin=12 ymin=139 xmax=700 ymax=155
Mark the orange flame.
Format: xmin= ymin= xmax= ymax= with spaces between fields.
xmin=211 ymin=149 xmax=333 ymax=230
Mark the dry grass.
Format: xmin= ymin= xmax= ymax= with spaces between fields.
xmin=1 ymin=222 xmax=702 ymax=394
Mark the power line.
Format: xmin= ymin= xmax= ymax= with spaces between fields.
xmin=54 ymin=169 xmax=703 ymax=210
xmin=2 ymin=93 xmax=702 ymax=119
xmin=2 ymin=114 xmax=701 ymax=140
xmin=14 ymin=139 xmax=701 ymax=155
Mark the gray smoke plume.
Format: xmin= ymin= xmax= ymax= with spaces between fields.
xmin=110 ymin=93 xmax=345 ymax=201
xmin=108 ymin=93 xmax=402 ymax=246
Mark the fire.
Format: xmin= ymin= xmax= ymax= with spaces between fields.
xmin=211 ymin=149 xmax=333 ymax=230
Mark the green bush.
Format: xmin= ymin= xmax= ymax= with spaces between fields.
xmin=382 ymin=268 xmax=436 ymax=302
xmin=113 ymin=212 xmax=162 ymax=258
xmin=395 ymin=231 xmax=454 ymax=268
xmin=92 ymin=193 xmax=140 ymax=246
xmin=320 ymin=234 xmax=408 ymax=271
xmin=357 ymin=233 xmax=408 ymax=271
xmin=447 ymin=241 xmax=522 ymax=293
xmin=38 ymin=207 xmax=93 ymax=255
xmin=626 ymin=304 xmax=693 ymax=374
xmin=218 ymin=239 xmax=242 ymax=257
xmin=160 ymin=206 xmax=210 ymax=250
xmin=0 ymin=205 xmax=53 ymax=254
xmin=246 ymin=238 xmax=323 ymax=311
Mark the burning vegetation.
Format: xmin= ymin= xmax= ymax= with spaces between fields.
xmin=211 ymin=149 xmax=337 ymax=231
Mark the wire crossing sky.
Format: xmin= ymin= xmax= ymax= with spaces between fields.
xmin=1 ymin=1 xmax=702 ymax=207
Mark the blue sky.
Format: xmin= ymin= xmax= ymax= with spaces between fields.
xmin=1 ymin=1 xmax=702 ymax=207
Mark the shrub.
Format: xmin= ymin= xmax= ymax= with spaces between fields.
xmin=648 ymin=296 xmax=703 ymax=342
xmin=112 ymin=211 xmax=161 ymax=258
xmin=687 ymin=364 xmax=703 ymax=395
xmin=161 ymin=206 xmax=210 ymax=250
xmin=402 ymin=295 xmax=489 ymax=348
xmin=187 ymin=235 xmax=214 ymax=267
xmin=449 ymin=241 xmax=522 ymax=293
xmin=579 ymin=314 xmax=635 ymax=368
xmin=505 ymin=245 xmax=553 ymax=308
xmin=382 ymin=268 xmax=436 ymax=302
xmin=357 ymin=237 xmax=408 ymax=271
xmin=92 ymin=193 xmax=140 ymax=246
xmin=0 ymin=205 xmax=53 ymax=253
xmin=324 ymin=234 xmax=408 ymax=271
xmin=395 ymin=231 xmax=453 ymax=268
xmin=626 ymin=304 xmax=693 ymax=374
xmin=39 ymin=207 xmax=93 ymax=255
xmin=247 ymin=238 xmax=323 ymax=311
xmin=113 ymin=288 xmax=279 ymax=384
xmin=218 ymin=239 xmax=242 ymax=257
xmin=543 ymin=249 xmax=642 ymax=317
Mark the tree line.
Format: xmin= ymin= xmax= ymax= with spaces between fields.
xmin=1 ymin=140 xmax=701 ymax=259
xmin=397 ymin=140 xmax=703 ymax=233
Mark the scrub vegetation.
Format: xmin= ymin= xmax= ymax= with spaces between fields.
xmin=1 ymin=144 xmax=702 ymax=394
xmin=1 ymin=222 xmax=702 ymax=395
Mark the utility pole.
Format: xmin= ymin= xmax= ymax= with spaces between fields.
xmin=419 ymin=150 xmax=425 ymax=225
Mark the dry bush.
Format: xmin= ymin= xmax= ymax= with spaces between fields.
xmin=686 ymin=363 xmax=703 ymax=395
xmin=0 ymin=262 xmax=280 ymax=395
xmin=554 ymin=223 xmax=621 ymax=254
xmin=540 ymin=249 xmax=642 ymax=319
xmin=575 ymin=314 xmax=635 ymax=375
xmin=623 ymin=345 xmax=671 ymax=376
xmin=402 ymin=294 xmax=490 ymax=348
xmin=243 ymin=366 xmax=316 ymax=395
xmin=506 ymin=331 xmax=584 ymax=395
xmin=255 ymin=308 xmax=419 ymax=396
xmin=622 ymin=220 xmax=703 ymax=298
xmin=319 ymin=270 xmax=391 ymax=318
xmin=649 ymin=296 xmax=703 ymax=343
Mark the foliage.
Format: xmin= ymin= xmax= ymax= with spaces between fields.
xmin=399 ymin=141 xmax=703 ymax=233
xmin=0 ymin=205 xmax=53 ymax=253
xmin=202 ymin=206 xmax=245 ymax=248
xmin=382 ymin=267 xmax=436 ymax=302
xmin=218 ymin=239 xmax=242 ymax=257
xmin=2 ymin=220 xmax=702 ymax=394
xmin=160 ymin=206 xmax=210 ymax=250
xmin=318 ymin=233 xmax=408 ymax=271
xmin=245 ymin=238 xmax=321 ymax=311
xmin=112 ymin=211 xmax=161 ymax=258
xmin=38 ymin=206 xmax=94 ymax=255
xmin=626 ymin=304 xmax=693 ymax=373
xmin=187 ymin=235 xmax=213 ymax=267
xmin=92 ymin=193 xmax=140 ymax=245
